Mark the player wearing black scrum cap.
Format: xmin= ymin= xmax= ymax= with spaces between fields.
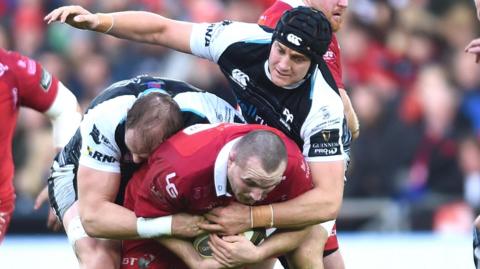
xmin=47 ymin=6 xmax=350 ymax=268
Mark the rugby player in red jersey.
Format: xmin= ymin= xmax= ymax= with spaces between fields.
xmin=122 ymin=123 xmax=316 ymax=269
xmin=0 ymin=48 xmax=80 ymax=244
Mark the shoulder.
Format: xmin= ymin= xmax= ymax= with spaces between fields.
xmin=81 ymin=95 xmax=136 ymax=143
xmin=191 ymin=21 xmax=271 ymax=63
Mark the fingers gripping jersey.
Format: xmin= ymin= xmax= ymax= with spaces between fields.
xmin=190 ymin=22 xmax=347 ymax=162
xmin=49 ymin=76 xmax=245 ymax=219
xmin=258 ymin=0 xmax=345 ymax=88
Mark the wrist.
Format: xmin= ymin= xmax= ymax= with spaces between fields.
xmin=94 ymin=13 xmax=114 ymax=33
xmin=251 ymin=204 xmax=274 ymax=228
xmin=254 ymin=244 xmax=269 ymax=263
xmin=136 ymin=216 xmax=172 ymax=238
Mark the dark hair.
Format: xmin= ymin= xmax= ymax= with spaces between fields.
xmin=232 ymin=130 xmax=287 ymax=173
xmin=272 ymin=6 xmax=332 ymax=63
xmin=126 ymin=92 xmax=183 ymax=152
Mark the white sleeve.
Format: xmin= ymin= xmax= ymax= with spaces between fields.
xmin=78 ymin=97 xmax=134 ymax=173
xmin=174 ymin=91 xmax=244 ymax=123
xmin=190 ymin=21 xmax=271 ymax=63
xmin=282 ymin=0 xmax=304 ymax=8
xmin=44 ymin=82 xmax=82 ymax=148
xmin=301 ymin=71 xmax=346 ymax=163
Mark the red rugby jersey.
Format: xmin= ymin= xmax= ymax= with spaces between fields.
xmin=0 ymin=48 xmax=59 ymax=196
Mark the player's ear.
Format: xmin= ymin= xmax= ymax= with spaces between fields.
xmin=228 ymin=150 xmax=237 ymax=166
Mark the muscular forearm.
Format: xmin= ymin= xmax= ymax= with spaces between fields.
xmin=80 ymin=201 xmax=139 ymax=239
xmin=156 ymin=237 xmax=204 ymax=269
xmin=46 ymin=6 xmax=193 ymax=53
xmin=256 ymin=227 xmax=312 ymax=260
xmin=107 ymin=12 xmax=166 ymax=43
xmin=269 ymin=187 xmax=341 ymax=228
xmin=104 ymin=11 xmax=193 ymax=53
xmin=253 ymin=162 xmax=344 ymax=229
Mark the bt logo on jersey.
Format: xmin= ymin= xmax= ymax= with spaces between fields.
xmin=286 ymin=33 xmax=302 ymax=46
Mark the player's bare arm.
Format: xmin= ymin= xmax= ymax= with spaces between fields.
xmin=77 ymin=166 xmax=206 ymax=239
xmin=44 ymin=5 xmax=194 ymax=53
xmin=201 ymin=160 xmax=344 ymax=234
xmin=157 ymin=237 xmax=224 ymax=269
xmin=340 ymin=88 xmax=360 ymax=139
xmin=77 ymin=165 xmax=138 ymax=238
xmin=209 ymin=226 xmax=312 ymax=268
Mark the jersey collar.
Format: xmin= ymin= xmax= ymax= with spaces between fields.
xmin=213 ymin=137 xmax=242 ymax=197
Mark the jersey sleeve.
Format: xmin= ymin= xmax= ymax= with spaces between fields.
xmin=258 ymin=0 xmax=293 ymax=28
xmin=6 ymin=50 xmax=59 ymax=112
xmin=174 ymin=92 xmax=245 ymax=125
xmin=190 ymin=21 xmax=270 ymax=63
xmin=324 ymin=36 xmax=345 ymax=89
xmin=301 ymin=72 xmax=346 ymax=162
xmin=78 ymin=105 xmax=122 ymax=173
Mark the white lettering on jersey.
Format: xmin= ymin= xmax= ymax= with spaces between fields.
xmin=27 ymin=59 xmax=36 ymax=75
xmin=11 ymin=87 xmax=18 ymax=108
xmin=0 ymin=63 xmax=9 ymax=77
xmin=183 ymin=123 xmax=221 ymax=135
xmin=282 ymin=108 xmax=294 ymax=123
xmin=122 ymin=258 xmax=138 ymax=266
xmin=231 ymin=69 xmax=249 ymax=88
xmin=165 ymin=172 xmax=178 ymax=198
xmin=286 ymin=33 xmax=302 ymax=46
xmin=280 ymin=108 xmax=294 ymax=131
xmin=323 ymin=50 xmax=335 ymax=61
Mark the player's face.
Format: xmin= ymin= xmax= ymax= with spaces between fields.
xmin=227 ymin=156 xmax=285 ymax=205
xmin=124 ymin=128 xmax=153 ymax=164
xmin=268 ymin=41 xmax=311 ymax=88
xmin=308 ymin=0 xmax=348 ymax=32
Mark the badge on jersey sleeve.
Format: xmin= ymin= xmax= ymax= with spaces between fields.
xmin=308 ymin=129 xmax=341 ymax=157
xmin=40 ymin=67 xmax=52 ymax=91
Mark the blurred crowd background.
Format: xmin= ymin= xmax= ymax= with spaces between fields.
xmin=3 ymin=0 xmax=480 ymax=235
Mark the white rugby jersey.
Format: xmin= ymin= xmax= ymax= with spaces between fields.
xmin=76 ymin=76 xmax=244 ymax=174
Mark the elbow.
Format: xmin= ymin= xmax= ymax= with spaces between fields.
xmin=80 ymin=211 xmax=102 ymax=237
xmin=313 ymin=199 xmax=342 ymax=223
xmin=324 ymin=204 xmax=340 ymax=222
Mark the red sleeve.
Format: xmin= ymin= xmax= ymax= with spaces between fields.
xmin=258 ymin=1 xmax=292 ymax=28
xmin=324 ymin=35 xmax=344 ymax=89
xmin=3 ymin=49 xmax=59 ymax=112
